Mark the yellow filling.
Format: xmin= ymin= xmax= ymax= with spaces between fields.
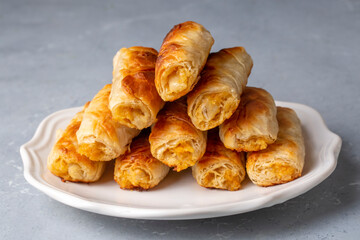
xmin=51 ymin=158 xmax=68 ymax=175
xmin=197 ymin=92 xmax=233 ymax=123
xmin=119 ymin=168 xmax=151 ymax=189
xmin=172 ymin=143 xmax=194 ymax=154
xmin=270 ymin=163 xmax=295 ymax=179
xmin=78 ymin=142 xmax=106 ymax=161
xmin=114 ymin=106 xmax=144 ymax=127
xmin=167 ymin=68 xmax=187 ymax=94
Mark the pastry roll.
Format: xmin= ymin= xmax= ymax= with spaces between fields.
xmin=187 ymin=47 xmax=253 ymax=130
xmin=155 ymin=21 xmax=214 ymax=101
xmin=219 ymin=87 xmax=278 ymax=152
xmin=246 ymin=107 xmax=305 ymax=187
xmin=109 ymin=47 xmax=164 ymax=130
xmin=47 ymin=102 xmax=106 ymax=182
xmin=149 ymin=99 xmax=207 ymax=172
xmin=114 ymin=133 xmax=169 ymax=190
xmin=77 ymin=84 xmax=140 ymax=161
xmin=192 ymin=130 xmax=246 ymax=191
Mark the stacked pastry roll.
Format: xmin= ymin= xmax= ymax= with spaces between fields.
xmin=114 ymin=131 xmax=169 ymax=190
xmin=47 ymin=102 xmax=107 ymax=183
xmin=149 ymin=99 xmax=207 ymax=172
xmin=155 ymin=21 xmax=214 ymax=101
xmin=246 ymin=107 xmax=305 ymax=186
xmin=187 ymin=47 xmax=253 ymax=131
xmin=48 ymin=20 xmax=305 ymax=192
xmin=48 ymin=84 xmax=141 ymax=183
xmin=192 ymin=129 xmax=246 ymax=191
xmin=77 ymin=84 xmax=140 ymax=161
xmin=109 ymin=47 xmax=164 ymax=130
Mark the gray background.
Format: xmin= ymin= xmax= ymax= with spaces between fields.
xmin=1 ymin=0 xmax=359 ymax=239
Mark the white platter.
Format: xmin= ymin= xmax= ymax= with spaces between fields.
xmin=20 ymin=101 xmax=341 ymax=220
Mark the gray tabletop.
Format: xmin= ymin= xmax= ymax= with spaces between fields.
xmin=1 ymin=0 xmax=359 ymax=239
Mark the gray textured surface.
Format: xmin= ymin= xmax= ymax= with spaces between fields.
xmin=1 ymin=0 xmax=360 ymax=239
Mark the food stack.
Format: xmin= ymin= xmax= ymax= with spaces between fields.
xmin=48 ymin=21 xmax=305 ymax=191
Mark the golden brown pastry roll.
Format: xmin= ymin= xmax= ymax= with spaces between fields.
xmin=246 ymin=107 xmax=305 ymax=187
xmin=114 ymin=133 xmax=169 ymax=190
xmin=187 ymin=47 xmax=253 ymax=131
xmin=77 ymin=84 xmax=140 ymax=161
xmin=219 ymin=87 xmax=278 ymax=152
xmin=109 ymin=47 xmax=164 ymax=130
xmin=192 ymin=130 xmax=246 ymax=191
xmin=47 ymin=103 xmax=106 ymax=182
xmin=149 ymin=99 xmax=207 ymax=172
xmin=155 ymin=21 xmax=214 ymax=101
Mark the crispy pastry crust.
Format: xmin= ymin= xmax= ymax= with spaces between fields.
xmin=114 ymin=134 xmax=169 ymax=190
xmin=77 ymin=84 xmax=140 ymax=161
xmin=246 ymin=107 xmax=305 ymax=187
xmin=155 ymin=21 xmax=214 ymax=101
xmin=47 ymin=102 xmax=106 ymax=182
xmin=219 ymin=87 xmax=278 ymax=152
xmin=149 ymin=99 xmax=207 ymax=172
xmin=192 ymin=130 xmax=246 ymax=191
xmin=109 ymin=47 xmax=164 ymax=129
xmin=187 ymin=47 xmax=253 ymax=130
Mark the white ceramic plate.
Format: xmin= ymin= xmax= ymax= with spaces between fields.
xmin=20 ymin=101 xmax=341 ymax=220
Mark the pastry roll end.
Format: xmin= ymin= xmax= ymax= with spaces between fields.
xmin=77 ymin=138 xmax=118 ymax=162
xmin=188 ymin=90 xmax=240 ymax=131
xmin=246 ymin=107 xmax=305 ymax=187
xmin=149 ymin=100 xmax=207 ymax=172
xmin=48 ymin=151 xmax=106 ymax=183
xmin=110 ymin=47 xmax=164 ymax=130
xmin=155 ymin=21 xmax=214 ymax=102
xmin=187 ymin=47 xmax=253 ymax=131
xmin=110 ymin=72 xmax=160 ymax=129
xmin=114 ymin=136 xmax=169 ymax=190
xmin=77 ymin=84 xmax=140 ymax=161
xmin=219 ymin=87 xmax=278 ymax=152
xmin=192 ymin=152 xmax=246 ymax=191
xmin=192 ymin=130 xmax=246 ymax=191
